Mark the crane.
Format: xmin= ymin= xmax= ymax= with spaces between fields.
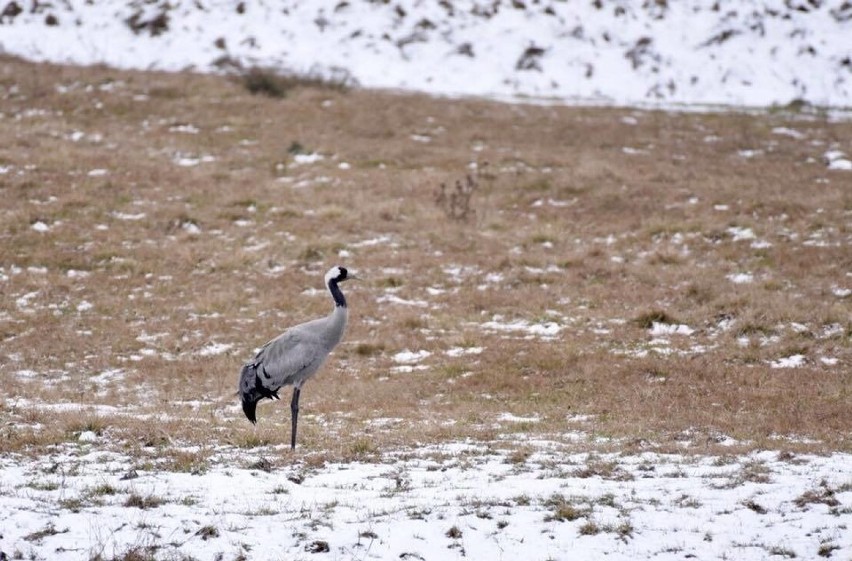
xmin=239 ymin=266 xmax=356 ymax=449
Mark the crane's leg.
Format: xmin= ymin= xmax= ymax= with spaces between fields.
xmin=290 ymin=387 xmax=301 ymax=450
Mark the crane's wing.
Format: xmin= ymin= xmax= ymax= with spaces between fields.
xmin=238 ymin=328 xmax=325 ymax=424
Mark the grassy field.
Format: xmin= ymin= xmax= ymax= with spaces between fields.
xmin=1 ymin=54 xmax=850 ymax=472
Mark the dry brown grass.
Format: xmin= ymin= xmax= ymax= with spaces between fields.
xmin=0 ymin=55 xmax=850 ymax=464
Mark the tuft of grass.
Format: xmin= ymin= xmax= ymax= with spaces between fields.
xmin=505 ymin=447 xmax=533 ymax=465
xmin=543 ymin=494 xmax=585 ymax=522
xmin=794 ymin=485 xmax=840 ymax=509
xmin=195 ymin=524 xmax=219 ymax=540
xmin=614 ymin=521 xmax=634 ymax=539
xmin=513 ymin=495 xmax=531 ymax=507
xmin=162 ymin=449 xmax=210 ymax=474
xmin=87 ymin=483 xmax=119 ymax=497
xmin=768 ymin=545 xmax=797 ymax=558
xmin=355 ymin=342 xmax=385 ymax=357
xmin=91 ymin=546 xmax=158 ymax=561
xmin=247 ymin=458 xmax=274 ymax=472
xmin=239 ymin=66 xmax=351 ymax=98
xmin=572 ymin=458 xmax=634 ymax=481
xmin=305 ymin=540 xmax=330 ymax=553
xmin=123 ymin=493 xmax=166 ymax=510
xmin=59 ymin=497 xmax=86 ymax=512
xmin=445 ymin=525 xmax=463 ymax=539
xmin=578 ymin=520 xmax=601 ymax=535
xmin=24 ymin=522 xmax=66 ymax=543
xmin=633 ymin=310 xmax=677 ymax=329
xmin=27 ymin=480 xmax=60 ymax=491
xmin=240 ymin=67 xmax=286 ymax=98
xmin=349 ymin=438 xmax=379 ymax=457
xmin=743 ymin=499 xmax=768 ymax=514
xmin=818 ymin=543 xmax=840 ymax=557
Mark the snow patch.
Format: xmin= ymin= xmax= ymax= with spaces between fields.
xmin=30 ymin=220 xmax=51 ymax=232
xmin=726 ymin=226 xmax=755 ymax=241
xmin=649 ymin=322 xmax=695 ymax=336
xmin=824 ymin=150 xmax=852 ymax=171
xmin=445 ymin=346 xmax=483 ymax=357
xmin=770 ymin=354 xmax=807 ymax=369
xmin=392 ymin=350 xmax=431 ymax=364
xmin=291 ymin=153 xmax=324 ymax=165
xmin=497 ymin=413 xmax=541 ymax=423
xmin=727 ymin=272 xmax=753 ymax=284
xmin=376 ymin=294 xmax=429 ymax=308
xmin=197 ymin=342 xmax=233 ymax=357
xmin=480 ymin=315 xmax=562 ymax=339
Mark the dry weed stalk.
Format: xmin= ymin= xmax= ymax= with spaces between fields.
xmin=434 ymin=174 xmax=478 ymax=222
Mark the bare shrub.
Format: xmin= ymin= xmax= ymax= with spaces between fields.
xmin=434 ymin=174 xmax=478 ymax=222
xmin=238 ymin=65 xmax=353 ymax=98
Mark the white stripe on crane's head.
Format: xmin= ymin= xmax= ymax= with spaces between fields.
xmin=325 ymin=266 xmax=348 ymax=285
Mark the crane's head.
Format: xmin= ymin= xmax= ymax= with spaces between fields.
xmin=325 ymin=265 xmax=358 ymax=285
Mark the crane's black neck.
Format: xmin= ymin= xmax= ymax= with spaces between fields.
xmin=328 ymin=279 xmax=347 ymax=308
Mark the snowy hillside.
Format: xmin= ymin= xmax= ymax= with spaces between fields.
xmin=0 ymin=0 xmax=850 ymax=107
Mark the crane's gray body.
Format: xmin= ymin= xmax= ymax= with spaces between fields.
xmin=238 ymin=266 xmax=353 ymax=448
xmin=239 ymin=307 xmax=347 ymax=410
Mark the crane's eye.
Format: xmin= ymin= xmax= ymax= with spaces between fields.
xmin=338 ymin=267 xmax=348 ymax=279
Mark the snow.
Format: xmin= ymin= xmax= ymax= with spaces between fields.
xmin=169 ymin=123 xmax=200 ymax=134
xmin=727 ymin=272 xmax=754 ymax=284
xmin=392 ymin=349 xmax=431 ymax=364
xmin=111 ymin=211 xmax=146 ymax=221
xmin=182 ymin=221 xmax=201 ymax=235
xmin=174 ymin=153 xmax=216 ymax=167
xmin=1 ymin=446 xmax=850 ymax=561
xmin=480 ymin=315 xmax=563 ymax=339
xmin=1 ymin=1 xmax=850 ymax=108
xmin=30 ymin=220 xmax=50 ymax=232
xmin=197 ymin=342 xmax=233 ymax=357
xmin=291 ymin=153 xmax=324 ymax=165
xmin=497 ymin=413 xmax=541 ymax=423
xmin=351 ymin=235 xmax=393 ymax=248
xmin=445 ymin=346 xmax=483 ymax=357
xmin=727 ymin=226 xmax=755 ymax=242
xmin=376 ymin=294 xmax=430 ymax=308
xmin=15 ymin=291 xmax=39 ymax=309
xmin=771 ymin=127 xmax=806 ymax=139
xmin=649 ymin=322 xmax=695 ymax=336
xmin=770 ymin=354 xmax=807 ymax=369
xmin=77 ymin=430 xmax=98 ymax=442
xmin=824 ymin=150 xmax=852 ymax=170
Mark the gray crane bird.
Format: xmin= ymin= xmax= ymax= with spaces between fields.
xmin=239 ymin=266 xmax=356 ymax=450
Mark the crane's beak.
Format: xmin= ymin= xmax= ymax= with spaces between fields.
xmin=347 ymin=272 xmax=363 ymax=281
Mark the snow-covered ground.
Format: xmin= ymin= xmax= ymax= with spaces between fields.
xmin=0 ymin=0 xmax=850 ymax=107
xmin=2 ymin=441 xmax=850 ymax=561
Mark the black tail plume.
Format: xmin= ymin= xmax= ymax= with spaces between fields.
xmin=239 ymin=362 xmax=262 ymax=424
xmin=239 ymin=361 xmax=282 ymax=424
